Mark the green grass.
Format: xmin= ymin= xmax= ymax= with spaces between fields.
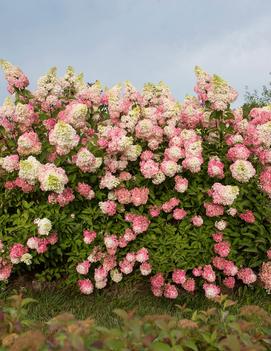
xmin=1 ymin=277 xmax=271 ymax=327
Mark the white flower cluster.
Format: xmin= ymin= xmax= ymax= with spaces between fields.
xmin=19 ymin=156 xmax=41 ymax=184
xmin=49 ymin=121 xmax=79 ymax=155
xmin=34 ymin=217 xmax=52 ymax=235
xmin=38 ymin=163 xmax=68 ymax=193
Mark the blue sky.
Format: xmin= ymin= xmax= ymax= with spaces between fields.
xmin=0 ymin=0 xmax=271 ymax=105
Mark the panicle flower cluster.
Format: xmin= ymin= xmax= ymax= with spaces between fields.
xmin=0 ymin=154 xmax=19 ymax=172
xmin=203 ymin=283 xmax=221 ymax=298
xmin=125 ymin=213 xmax=150 ymax=234
xmin=17 ymin=131 xmax=42 ymax=156
xmin=48 ymin=188 xmax=75 ymax=207
xmin=227 ymin=144 xmax=251 ymax=161
xmin=28 ymin=232 xmax=58 ymax=254
xmin=73 ymin=147 xmax=102 ymax=173
xmin=259 ymin=261 xmax=271 ymax=292
xmin=215 ymin=220 xmax=227 ymax=231
xmin=9 ymin=243 xmax=29 ymax=264
xmin=204 ymin=202 xmax=224 ymax=217
xmin=194 ymin=66 xmax=238 ymax=110
xmin=239 ymin=210 xmax=255 ymax=223
xmin=76 ymin=182 xmax=95 ymax=200
xmin=237 ymin=268 xmax=257 ymax=285
xmin=214 ymin=241 xmax=231 ymax=257
xmin=173 ymin=208 xmax=187 ymax=220
xmin=34 ymin=217 xmax=52 ymax=235
xmin=259 ymin=167 xmax=271 ymax=198
xmin=58 ymin=101 xmax=88 ymax=129
xmin=207 ymin=157 xmax=224 ymax=179
xmin=49 ymin=121 xmax=79 ymax=155
xmin=0 ymin=260 xmax=12 ymax=281
xmin=99 ymin=200 xmax=117 ymax=216
xmin=191 ymin=215 xmax=204 ymax=227
xmin=0 ymin=60 xmax=29 ymax=94
xmin=19 ymin=156 xmax=41 ymax=185
xmin=161 ymin=197 xmax=180 ymax=213
xmin=0 ymin=97 xmax=15 ymax=132
xmin=14 ymin=103 xmax=37 ymax=129
xmin=115 ymin=187 xmax=149 ymax=206
xmin=230 ymin=160 xmax=256 ymax=183
xmin=174 ymin=175 xmax=188 ymax=193
xmin=210 ymin=183 xmax=239 ymax=206
xmin=38 ymin=163 xmax=68 ymax=193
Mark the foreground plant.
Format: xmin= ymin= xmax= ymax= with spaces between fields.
xmin=0 ymin=293 xmax=271 ymax=350
xmin=0 ymin=60 xmax=271 ymax=299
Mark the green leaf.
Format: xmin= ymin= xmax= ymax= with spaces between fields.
xmin=183 ymin=340 xmax=198 ymax=351
xmin=151 ymin=342 xmax=172 ymax=351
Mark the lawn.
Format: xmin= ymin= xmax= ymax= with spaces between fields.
xmin=1 ymin=276 xmax=271 ymax=327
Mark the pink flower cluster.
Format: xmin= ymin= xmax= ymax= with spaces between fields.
xmin=208 ymin=157 xmax=224 ymax=179
xmin=27 ymin=232 xmax=58 ymax=254
xmin=0 ymin=155 xmax=19 ymax=173
xmin=4 ymin=177 xmax=34 ymax=193
xmin=77 ymin=225 xmax=152 ymax=293
xmin=72 ymin=147 xmax=102 ymax=173
xmin=0 ymin=60 xmax=29 ymax=94
xmin=0 ymin=221 xmax=58 ymax=281
xmin=48 ymin=188 xmax=75 ymax=207
xmin=239 ymin=210 xmax=256 ymax=224
xmin=204 ymin=202 xmax=224 ymax=217
xmin=194 ymin=66 xmax=238 ymax=110
xmin=146 ymin=229 xmax=260 ymax=299
xmin=9 ymin=243 xmax=28 ymax=264
xmin=99 ymin=200 xmax=117 ymax=216
xmin=115 ymin=187 xmax=149 ymax=206
xmin=174 ymin=175 xmax=188 ymax=193
xmin=125 ymin=213 xmax=150 ymax=234
xmin=76 ymin=183 xmax=95 ymax=200
xmin=0 ymin=259 xmax=12 ymax=281
xmin=38 ymin=163 xmax=69 ymax=194
xmin=150 ymin=270 xmax=196 ymax=299
xmin=161 ymin=197 xmax=180 ymax=213
xmin=17 ymin=131 xmax=42 ymax=156
xmin=259 ymin=261 xmax=271 ymax=292
xmin=209 ymin=183 xmax=239 ymax=206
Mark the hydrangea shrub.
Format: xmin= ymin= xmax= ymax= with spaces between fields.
xmin=0 ymin=60 xmax=271 ymax=298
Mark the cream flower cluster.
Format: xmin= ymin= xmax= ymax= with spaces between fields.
xmin=49 ymin=121 xmax=79 ymax=155
xmin=38 ymin=163 xmax=68 ymax=193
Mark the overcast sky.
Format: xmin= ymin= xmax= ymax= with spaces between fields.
xmin=0 ymin=0 xmax=271 ymax=105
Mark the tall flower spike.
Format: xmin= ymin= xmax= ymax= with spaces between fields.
xmin=0 ymin=59 xmax=29 ymax=94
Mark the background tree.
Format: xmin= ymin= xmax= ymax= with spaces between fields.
xmin=243 ymin=73 xmax=271 ymax=116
